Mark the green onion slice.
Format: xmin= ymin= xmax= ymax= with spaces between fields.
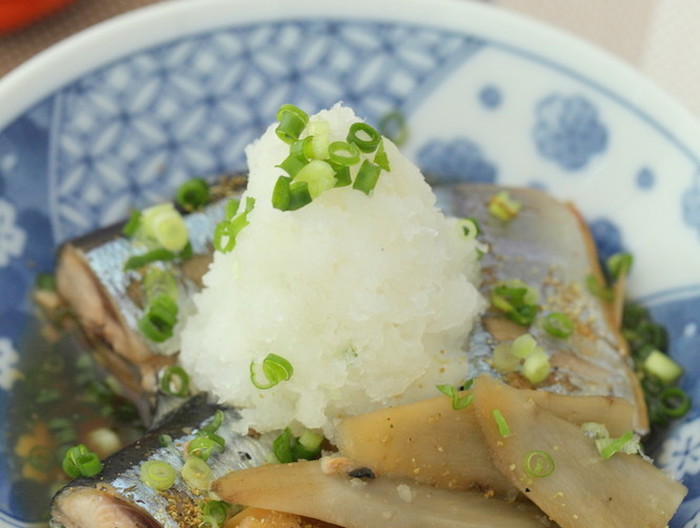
xmin=597 ymin=430 xmax=635 ymax=459
xmin=272 ymin=176 xmax=292 ymax=211
xmin=122 ymin=210 xmax=142 ymax=237
xmin=289 ymin=181 xmax=312 ymax=210
xmin=201 ymin=409 xmax=225 ymax=434
xmin=435 ymin=384 xmax=473 ymax=410
xmin=187 ymin=435 xmax=224 ymax=461
xmin=373 ymin=140 xmax=391 ymax=172
xmin=275 ymin=104 xmax=309 ymax=144
xmin=457 ymin=218 xmax=481 ymax=241
xmin=524 ymin=450 xmax=555 ymax=478
xmin=61 ymin=444 xmax=103 ymax=479
xmin=642 ymin=349 xmax=683 ymax=384
xmin=250 ymin=353 xmax=294 ymax=389
xmin=295 ymin=160 xmax=336 ymax=199
xmin=659 ymin=387 xmax=691 ymax=418
xmin=492 ymin=409 xmax=511 ymax=438
xmin=522 ymin=348 xmax=551 ymax=385
xmin=176 ymin=177 xmax=210 ymax=211
xmin=181 ymin=456 xmax=213 ymax=491
xmin=543 ymin=312 xmax=574 ymax=339
xmin=140 ymin=203 xmax=189 ymax=252
xmin=213 ymin=197 xmax=255 ymax=253
xmin=140 ymin=459 xmax=177 ymax=490
xmin=490 ymin=279 xmax=539 ymax=327
xmin=353 ymin=160 xmax=382 ymax=195
xmin=347 ymin=122 xmax=381 ymax=153
xmin=160 ymin=365 xmax=190 ymax=397
xmin=333 ymin=165 xmax=352 ymax=188
xmin=200 ymin=500 xmax=234 ymax=528
xmin=378 ymin=111 xmax=408 ymax=146
xmin=585 ymin=274 xmax=614 ymax=303
xmin=138 ymin=294 xmax=179 ymax=343
xmin=488 ymin=191 xmax=521 ymax=222
xmin=607 ymin=252 xmax=634 ymax=281
xmin=272 ymin=428 xmax=296 ymax=463
xmin=328 ymin=141 xmax=360 ymax=167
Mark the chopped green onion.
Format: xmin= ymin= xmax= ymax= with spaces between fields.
xmin=295 ymin=160 xmax=336 ymax=198
xmin=272 ymin=428 xmax=296 ymax=463
xmin=224 ymin=198 xmax=241 ymax=221
xmin=543 ymin=312 xmax=574 ymax=339
xmin=140 ymin=203 xmax=189 ymax=252
xmin=250 ymin=353 xmax=294 ymax=390
xmin=143 ymin=268 xmax=179 ymax=303
xmin=457 ymin=218 xmax=480 ymax=241
xmin=524 ymin=450 xmax=555 ymax=478
xmin=213 ymin=197 xmax=255 ymax=253
xmin=289 ymin=181 xmax=312 ymax=210
xmin=490 ymin=279 xmax=539 ymax=326
xmin=373 ymin=139 xmax=391 ymax=172
xmin=187 ymin=435 xmax=224 ymax=461
xmin=201 ymin=410 xmax=225 ymax=434
xmin=328 ymin=141 xmax=360 ymax=167
xmin=278 ymin=151 xmax=308 ymax=177
xmin=272 ymin=428 xmax=324 ymax=463
xmin=488 ymin=191 xmax=521 ymax=222
xmin=378 ymin=111 xmax=408 ymax=146
xmin=435 ymin=384 xmax=473 ymax=410
xmin=596 ymin=430 xmax=636 ymax=459
xmin=304 ymin=134 xmax=331 ymax=161
xmin=138 ymin=294 xmax=179 ymax=342
xmin=200 ymin=500 xmax=234 ymax=528
xmin=522 ymin=348 xmax=551 ymax=385
xmin=353 ymin=160 xmax=382 ymax=195
xmin=181 ymin=456 xmax=213 ymax=491
xmin=140 ymin=460 xmax=177 ymax=490
xmin=62 ymin=444 xmax=103 ymax=479
xmin=511 ymin=334 xmax=538 ymax=359
xmin=272 ymin=176 xmax=292 ymax=211
xmin=333 ymin=165 xmax=352 ymax=187
xmin=159 ymin=434 xmax=173 ymax=447
xmin=35 ymin=272 xmax=57 ymax=291
xmin=275 ymin=104 xmax=309 ymax=144
xmin=123 ymin=247 xmax=181 ymax=271
xmin=122 ymin=210 xmax=142 ymax=237
xmin=659 ymin=387 xmax=691 ymax=418
xmin=643 ymin=349 xmax=683 ymax=384
xmin=491 ymin=343 xmax=520 ymax=373
xmin=606 ymin=252 xmax=634 ymax=281
xmin=347 ymin=122 xmax=381 ymax=153
xmin=585 ymin=274 xmax=613 ymax=303
xmin=176 ymin=177 xmax=210 ymax=211
xmin=160 ymin=365 xmax=190 ymax=397
xmin=492 ymin=409 xmax=511 ymax=438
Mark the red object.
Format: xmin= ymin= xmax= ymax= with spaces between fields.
xmin=0 ymin=0 xmax=78 ymax=34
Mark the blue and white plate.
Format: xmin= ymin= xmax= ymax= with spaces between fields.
xmin=1 ymin=0 xmax=699 ymax=526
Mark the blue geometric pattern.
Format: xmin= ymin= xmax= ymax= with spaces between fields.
xmin=637 ymin=166 xmax=656 ymax=189
xmin=50 ymin=21 xmax=482 ymax=243
xmin=416 ymin=137 xmax=497 ymax=183
xmin=533 ymin=93 xmax=608 ymax=170
xmin=478 ymin=84 xmax=503 ymax=109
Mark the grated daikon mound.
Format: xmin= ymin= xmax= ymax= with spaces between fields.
xmin=180 ymin=104 xmax=484 ymax=439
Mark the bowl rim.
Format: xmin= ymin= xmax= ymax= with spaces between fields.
xmin=1 ymin=0 xmax=699 ymax=150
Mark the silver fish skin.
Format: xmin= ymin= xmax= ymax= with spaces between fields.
xmin=443 ymin=184 xmax=647 ymax=431
xmin=50 ymin=394 xmax=272 ymax=528
xmin=55 ymin=176 xmax=246 ymax=410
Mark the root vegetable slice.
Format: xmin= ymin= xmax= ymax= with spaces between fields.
xmin=471 ymin=375 xmax=686 ymax=528
xmin=334 ymin=386 xmax=637 ymax=498
xmin=213 ymin=459 xmax=554 ymax=528
xmin=225 ymin=507 xmax=338 ymax=528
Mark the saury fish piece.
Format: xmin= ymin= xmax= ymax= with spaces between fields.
xmin=50 ymin=395 xmax=272 ymax=528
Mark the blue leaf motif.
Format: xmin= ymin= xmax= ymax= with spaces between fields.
xmin=417 ymin=137 xmax=497 ymax=183
xmin=533 ymin=94 xmax=608 ymax=171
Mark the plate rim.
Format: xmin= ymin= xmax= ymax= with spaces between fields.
xmin=0 ymin=0 xmax=699 ymax=145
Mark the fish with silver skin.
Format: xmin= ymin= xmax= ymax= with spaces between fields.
xmin=55 ymin=181 xmax=647 ymax=430
xmin=50 ymin=394 xmax=272 ymax=528
xmin=55 ymin=175 xmax=247 ymax=418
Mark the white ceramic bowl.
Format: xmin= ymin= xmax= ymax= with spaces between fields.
xmin=1 ymin=1 xmax=699 ymax=526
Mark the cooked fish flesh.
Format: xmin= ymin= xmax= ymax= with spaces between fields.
xmin=50 ymin=394 xmax=271 ymax=528
xmin=55 ymin=175 xmax=246 ymax=412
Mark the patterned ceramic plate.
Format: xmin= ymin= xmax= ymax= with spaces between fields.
xmin=1 ymin=0 xmax=699 ymax=526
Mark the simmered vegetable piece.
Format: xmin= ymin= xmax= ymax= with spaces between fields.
xmin=470 ymin=375 xmax=686 ymax=528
